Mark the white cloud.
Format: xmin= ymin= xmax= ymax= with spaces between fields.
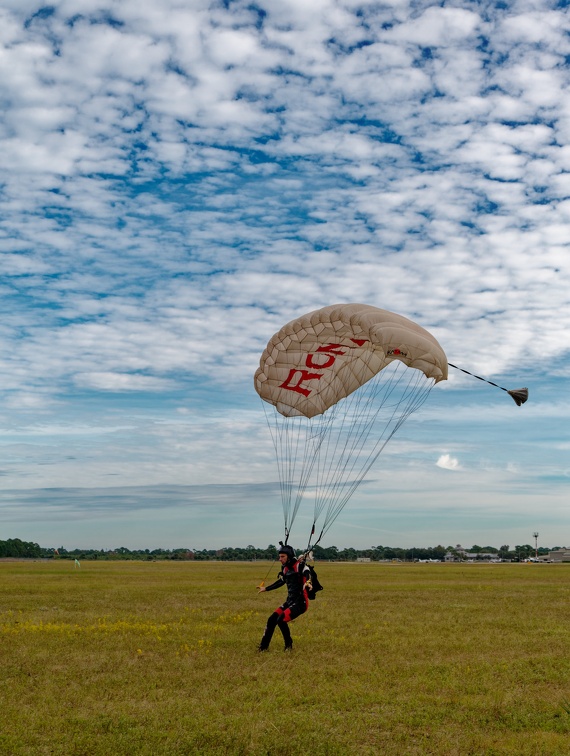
xmin=74 ymin=372 xmax=177 ymax=392
xmin=387 ymin=7 xmax=481 ymax=46
xmin=436 ymin=454 xmax=462 ymax=471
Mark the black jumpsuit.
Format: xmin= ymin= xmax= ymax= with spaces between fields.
xmin=259 ymin=558 xmax=311 ymax=650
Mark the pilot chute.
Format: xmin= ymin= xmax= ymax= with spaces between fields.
xmin=254 ymin=304 xmax=448 ymax=547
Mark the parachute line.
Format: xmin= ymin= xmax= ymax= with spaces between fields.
xmin=262 ymin=359 xmax=435 ymax=546
xmin=310 ymin=363 xmax=434 ymax=543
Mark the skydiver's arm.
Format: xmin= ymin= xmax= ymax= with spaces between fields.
xmin=264 ymin=572 xmax=285 ymax=592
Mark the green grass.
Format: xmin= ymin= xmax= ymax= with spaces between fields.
xmin=1 ymin=561 xmax=570 ymax=755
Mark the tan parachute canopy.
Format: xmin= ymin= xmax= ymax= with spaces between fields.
xmin=255 ymin=303 xmax=448 ymax=418
xmin=255 ymin=304 xmax=448 ymax=547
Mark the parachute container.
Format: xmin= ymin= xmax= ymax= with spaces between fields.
xmin=254 ymin=304 xmax=447 ymax=545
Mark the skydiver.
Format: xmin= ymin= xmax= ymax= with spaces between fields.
xmin=257 ymin=542 xmax=312 ymax=652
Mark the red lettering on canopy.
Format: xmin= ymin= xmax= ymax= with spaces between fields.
xmin=279 ymin=369 xmax=323 ymax=397
xmin=306 ymin=344 xmax=346 ymax=369
xmin=315 ymin=344 xmax=346 ymax=354
xmin=305 ymin=353 xmax=336 ymax=369
xmin=280 ymin=340 xmax=369 ymax=398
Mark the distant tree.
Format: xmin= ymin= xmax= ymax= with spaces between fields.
xmin=514 ymin=544 xmax=534 ymax=560
xmin=383 ymin=546 xmax=405 ymax=561
xmin=1 ymin=539 xmax=559 ymax=562
xmin=0 ymin=539 xmax=42 ymax=558
xmin=313 ymin=545 xmax=338 ymax=560
xmin=371 ymin=545 xmax=391 ymax=561
xmin=338 ymin=547 xmax=357 ymax=561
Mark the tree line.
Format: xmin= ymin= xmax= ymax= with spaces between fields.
xmin=0 ymin=538 xmax=558 ymax=562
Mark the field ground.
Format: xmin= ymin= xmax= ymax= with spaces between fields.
xmin=1 ymin=560 xmax=570 ymax=755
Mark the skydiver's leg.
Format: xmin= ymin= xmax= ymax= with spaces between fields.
xmin=277 ymin=617 xmax=292 ymax=650
xmin=258 ymin=607 xmax=284 ymax=651
xmin=277 ymin=601 xmax=308 ymax=650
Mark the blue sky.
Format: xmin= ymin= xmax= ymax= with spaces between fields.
xmin=0 ymin=0 xmax=568 ymax=551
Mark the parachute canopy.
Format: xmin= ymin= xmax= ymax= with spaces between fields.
xmin=254 ymin=304 xmax=447 ymax=547
xmin=255 ymin=303 xmax=447 ymax=418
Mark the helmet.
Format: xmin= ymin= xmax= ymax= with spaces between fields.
xmin=278 ymin=542 xmax=296 ymax=560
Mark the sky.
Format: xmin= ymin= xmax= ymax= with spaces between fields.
xmin=0 ymin=0 xmax=569 ymax=552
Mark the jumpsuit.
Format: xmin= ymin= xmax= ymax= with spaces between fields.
xmin=259 ymin=558 xmax=311 ymax=650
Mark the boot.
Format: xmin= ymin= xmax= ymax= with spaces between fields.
xmin=284 ymin=639 xmax=293 ymax=652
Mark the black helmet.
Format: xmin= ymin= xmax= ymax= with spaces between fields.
xmin=278 ymin=541 xmax=296 ymax=560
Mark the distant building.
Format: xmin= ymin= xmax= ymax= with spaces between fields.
xmin=443 ymin=545 xmax=463 ymax=562
xmin=538 ymin=549 xmax=570 ymax=563
xmin=464 ymin=552 xmax=498 ymax=560
xmin=356 ymin=557 xmax=371 ymax=562
xmin=445 ymin=545 xmax=499 ymax=562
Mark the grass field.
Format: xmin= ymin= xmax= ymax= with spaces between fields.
xmin=1 ymin=560 xmax=570 ymax=755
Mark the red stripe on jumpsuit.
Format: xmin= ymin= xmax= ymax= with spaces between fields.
xmin=273 ymin=566 xmax=309 ymax=622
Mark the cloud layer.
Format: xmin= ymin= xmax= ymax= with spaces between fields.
xmin=1 ymin=0 xmax=568 ymax=547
